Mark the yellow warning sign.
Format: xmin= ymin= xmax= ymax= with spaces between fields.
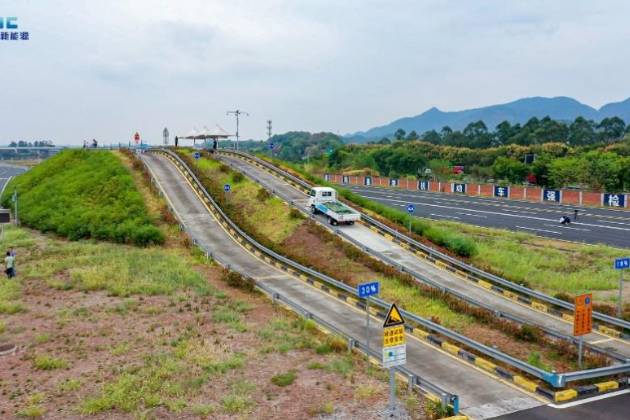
xmin=383 ymin=325 xmax=405 ymax=348
xmin=383 ymin=303 xmax=405 ymax=327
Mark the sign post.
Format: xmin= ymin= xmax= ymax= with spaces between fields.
xmin=12 ymin=190 xmax=18 ymax=226
xmin=614 ymin=258 xmax=629 ymax=318
xmin=358 ymin=281 xmax=380 ymax=353
xmin=382 ymin=303 xmax=406 ymax=415
xmin=573 ymin=293 xmax=593 ymax=368
xmin=224 ymin=184 xmax=231 ymax=204
xmin=406 ymin=204 xmax=415 ymax=234
xmin=193 ymin=151 xmax=201 ymax=160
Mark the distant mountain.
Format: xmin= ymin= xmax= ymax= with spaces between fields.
xmin=347 ymin=96 xmax=630 ymax=142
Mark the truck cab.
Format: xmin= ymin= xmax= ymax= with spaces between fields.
xmin=308 ymin=187 xmax=337 ymax=206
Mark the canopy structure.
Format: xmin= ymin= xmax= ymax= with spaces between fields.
xmin=204 ymin=125 xmax=232 ymax=140
xmin=178 ymin=125 xmax=232 ymax=145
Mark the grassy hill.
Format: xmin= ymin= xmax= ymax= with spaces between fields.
xmin=1 ymin=150 xmax=163 ymax=246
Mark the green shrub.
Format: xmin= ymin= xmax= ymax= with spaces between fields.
xmin=232 ymin=172 xmax=244 ymax=183
xmin=221 ymin=269 xmax=254 ymax=292
xmin=271 ymin=371 xmax=297 ymax=387
xmin=289 ymin=208 xmax=303 ymax=220
xmin=0 ymin=150 xmax=163 ymax=246
xmin=256 ymin=187 xmax=272 ymax=201
xmin=516 ymin=324 xmax=542 ymax=342
xmin=33 ymin=355 xmax=67 ymax=370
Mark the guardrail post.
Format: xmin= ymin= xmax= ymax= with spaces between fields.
xmin=347 ymin=338 xmax=355 ymax=353
xmin=451 ymin=395 xmax=459 ymax=415
xmin=407 ymin=374 xmax=415 ymax=392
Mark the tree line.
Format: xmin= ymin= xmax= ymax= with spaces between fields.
xmin=327 ymin=137 xmax=630 ymax=192
xmin=378 ymin=116 xmax=629 ymax=148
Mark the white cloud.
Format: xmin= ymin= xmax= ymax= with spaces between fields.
xmin=3 ymin=0 xmax=630 ymax=144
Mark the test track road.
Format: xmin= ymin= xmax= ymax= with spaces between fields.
xmin=346 ymin=185 xmax=630 ymax=248
xmin=218 ymin=153 xmax=630 ymax=360
xmin=141 ymin=152 xmax=543 ymax=419
xmin=0 ymin=163 xmax=27 ymax=196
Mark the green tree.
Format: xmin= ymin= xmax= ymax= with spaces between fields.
xmin=491 ymin=157 xmax=529 ymax=184
xmin=568 ymin=117 xmax=596 ymax=146
xmin=406 ymin=130 xmax=419 ymax=141
xmin=422 ymin=130 xmax=441 ymax=144
xmin=597 ymin=117 xmax=626 ymax=143
xmin=579 ymin=151 xmax=624 ymax=191
xmin=394 ymin=128 xmax=407 ymax=141
xmin=495 ymin=121 xmax=513 ymax=145
xmin=548 ymin=157 xmax=582 ymax=188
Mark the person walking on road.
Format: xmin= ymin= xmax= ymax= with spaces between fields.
xmin=4 ymin=251 xmax=15 ymax=278
xmin=574 ymin=209 xmax=579 ymax=221
xmin=175 ymin=136 xmax=179 ymax=148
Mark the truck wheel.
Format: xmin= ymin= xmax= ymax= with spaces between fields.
xmin=328 ymin=217 xmax=333 ymax=225
xmin=311 ymin=205 xmax=317 ymax=214
xmin=348 ymin=221 xmax=354 ymax=225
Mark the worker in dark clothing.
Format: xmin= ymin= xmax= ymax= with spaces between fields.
xmin=175 ymin=136 xmax=179 ymax=147
xmin=574 ymin=209 xmax=579 ymax=221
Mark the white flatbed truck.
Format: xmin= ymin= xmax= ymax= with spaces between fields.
xmin=308 ymin=187 xmax=361 ymax=226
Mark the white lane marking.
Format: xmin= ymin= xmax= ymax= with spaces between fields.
xmin=365 ymin=194 xmax=630 ymax=233
xmin=353 ymin=187 xmax=568 ymax=215
xmin=543 ymin=224 xmax=591 ymax=232
xmin=516 ymin=226 xmax=562 ymax=235
xmin=0 ymin=176 xmax=12 ymax=196
xmin=548 ymin=388 xmax=630 ymax=409
xmin=457 ymin=212 xmax=487 ymax=218
xmin=430 ymin=213 xmax=460 ymax=220
xmin=589 ymin=337 xmax=615 ymax=345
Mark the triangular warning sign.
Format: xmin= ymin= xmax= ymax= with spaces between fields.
xmin=383 ymin=303 xmax=405 ymax=327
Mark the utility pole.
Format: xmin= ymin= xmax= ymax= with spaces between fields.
xmin=227 ymin=109 xmax=249 ymax=151
xmin=266 ymin=120 xmax=272 ymax=140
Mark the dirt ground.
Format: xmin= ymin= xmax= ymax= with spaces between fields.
xmin=0 ymin=229 xmax=428 ymax=419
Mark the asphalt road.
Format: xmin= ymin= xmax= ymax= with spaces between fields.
xmin=219 ymin=153 xmax=630 ymax=359
xmin=489 ymin=390 xmax=630 ymax=420
xmin=0 ymin=164 xmax=27 ymax=196
xmin=347 ymin=185 xmax=630 ymax=248
xmin=143 ymin=152 xmax=544 ymax=419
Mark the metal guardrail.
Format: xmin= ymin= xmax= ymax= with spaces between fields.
xmin=158 ymin=148 xmax=630 ymax=389
xmin=220 ymin=155 xmax=628 ymax=363
xmin=141 ymin=149 xmax=459 ymax=412
xmin=218 ymin=149 xmax=630 ymax=337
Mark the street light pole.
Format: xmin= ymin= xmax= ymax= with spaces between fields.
xmin=227 ymin=110 xmax=249 ymax=151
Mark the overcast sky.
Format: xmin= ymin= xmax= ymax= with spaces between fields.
xmin=4 ymin=0 xmax=630 ymax=145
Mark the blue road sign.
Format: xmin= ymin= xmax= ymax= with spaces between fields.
xmin=358 ymin=281 xmax=380 ymax=298
xmin=615 ymin=257 xmax=630 ymax=270
xmin=418 ymin=180 xmax=430 ymax=191
xmin=407 ymin=204 xmax=415 ymax=213
xmin=193 ymin=151 xmax=201 ymax=160
xmin=452 ymin=183 xmax=466 ymax=193
xmin=268 ymin=143 xmax=274 ymax=150
xmin=224 ymin=184 xmax=231 ymax=193
xmin=543 ymin=189 xmax=560 ymax=202
xmin=603 ymin=193 xmax=626 ymax=208
xmin=494 ymin=185 xmax=509 ymax=198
